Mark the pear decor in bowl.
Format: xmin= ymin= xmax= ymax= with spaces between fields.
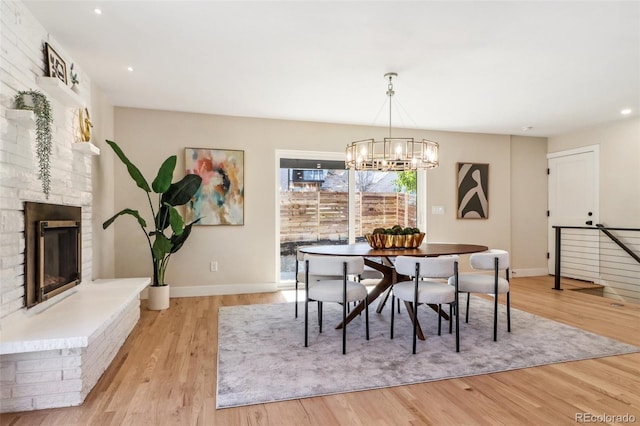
xmin=364 ymin=225 xmax=425 ymax=249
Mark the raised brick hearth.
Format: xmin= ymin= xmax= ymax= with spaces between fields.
xmin=0 ymin=278 xmax=149 ymax=412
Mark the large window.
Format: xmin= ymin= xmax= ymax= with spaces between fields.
xmin=277 ymin=152 xmax=422 ymax=283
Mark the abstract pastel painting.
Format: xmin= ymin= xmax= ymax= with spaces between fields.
xmin=185 ymin=148 xmax=244 ymax=225
xmin=457 ymin=162 xmax=489 ymax=219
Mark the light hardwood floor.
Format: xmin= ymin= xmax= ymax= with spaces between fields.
xmin=2 ymin=276 xmax=639 ymax=426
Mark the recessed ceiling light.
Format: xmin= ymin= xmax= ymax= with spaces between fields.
xmin=127 ymin=66 xmax=134 ymax=72
xmin=94 ymin=8 xmax=102 ymax=15
xmin=621 ymin=108 xmax=632 ymax=115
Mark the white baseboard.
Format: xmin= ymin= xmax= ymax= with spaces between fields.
xmin=139 ymin=269 xmax=549 ymax=299
xmin=140 ymin=283 xmax=279 ymax=299
xmin=511 ymin=268 xmax=548 ymax=277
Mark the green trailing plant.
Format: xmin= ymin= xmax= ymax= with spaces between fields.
xmin=102 ymin=140 xmax=203 ymax=286
xmin=15 ymin=90 xmax=53 ymax=198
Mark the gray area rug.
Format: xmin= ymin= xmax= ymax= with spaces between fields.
xmin=217 ymin=297 xmax=638 ymax=408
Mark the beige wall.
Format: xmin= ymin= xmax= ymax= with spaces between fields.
xmin=422 ymin=132 xmax=512 ymax=249
xmin=510 ymin=136 xmax=549 ymax=272
xmin=107 ymin=107 xmax=549 ymax=291
xmin=548 ymin=117 xmax=640 ymax=228
xmin=90 ymin=82 xmax=116 ymax=279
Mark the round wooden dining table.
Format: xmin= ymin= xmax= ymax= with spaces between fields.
xmin=299 ymin=242 xmax=488 ymax=340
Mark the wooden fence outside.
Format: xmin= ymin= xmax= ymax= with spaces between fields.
xmin=280 ymin=191 xmax=416 ymax=243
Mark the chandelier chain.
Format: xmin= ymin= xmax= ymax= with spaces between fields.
xmin=389 ymin=80 xmax=393 ymax=138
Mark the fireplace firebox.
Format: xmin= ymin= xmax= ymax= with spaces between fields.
xmin=24 ymin=202 xmax=82 ymax=308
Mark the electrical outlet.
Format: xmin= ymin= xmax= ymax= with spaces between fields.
xmin=210 ymin=261 xmax=218 ymax=272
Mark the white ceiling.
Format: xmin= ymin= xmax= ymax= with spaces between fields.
xmin=25 ymin=1 xmax=639 ymax=137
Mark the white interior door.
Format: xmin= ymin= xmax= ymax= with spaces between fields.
xmin=547 ymin=146 xmax=600 ymax=281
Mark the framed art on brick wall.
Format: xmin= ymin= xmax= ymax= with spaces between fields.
xmin=456 ymin=162 xmax=489 ymax=219
xmin=45 ymin=42 xmax=67 ymax=85
xmin=185 ymin=148 xmax=244 ymax=225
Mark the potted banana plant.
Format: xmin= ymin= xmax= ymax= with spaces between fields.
xmin=103 ymin=140 xmax=202 ymax=310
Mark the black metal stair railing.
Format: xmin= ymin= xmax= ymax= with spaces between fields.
xmin=595 ymin=224 xmax=640 ymax=263
xmin=553 ymin=225 xmax=640 ymax=293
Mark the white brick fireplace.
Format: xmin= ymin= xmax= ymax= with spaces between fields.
xmin=0 ymin=0 xmax=96 ymax=320
xmin=0 ymin=1 xmax=145 ymax=413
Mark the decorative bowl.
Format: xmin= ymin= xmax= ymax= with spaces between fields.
xmin=364 ymin=232 xmax=425 ymax=249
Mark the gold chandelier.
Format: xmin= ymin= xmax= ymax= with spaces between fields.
xmin=345 ymin=73 xmax=439 ymax=171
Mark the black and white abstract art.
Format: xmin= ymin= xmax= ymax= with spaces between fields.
xmin=457 ymin=162 xmax=489 ymax=219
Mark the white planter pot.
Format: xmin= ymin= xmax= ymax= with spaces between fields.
xmin=147 ymin=285 xmax=170 ymax=310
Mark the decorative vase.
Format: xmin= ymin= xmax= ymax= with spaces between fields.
xmin=147 ymin=285 xmax=170 ymax=310
xmin=364 ymin=232 xmax=426 ymax=249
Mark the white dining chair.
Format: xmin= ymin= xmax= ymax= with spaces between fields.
xmin=449 ymin=249 xmax=510 ymax=341
xmin=294 ymin=246 xmax=341 ymax=318
xmin=391 ymin=255 xmax=459 ymax=354
xmin=304 ymin=254 xmax=369 ymax=354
